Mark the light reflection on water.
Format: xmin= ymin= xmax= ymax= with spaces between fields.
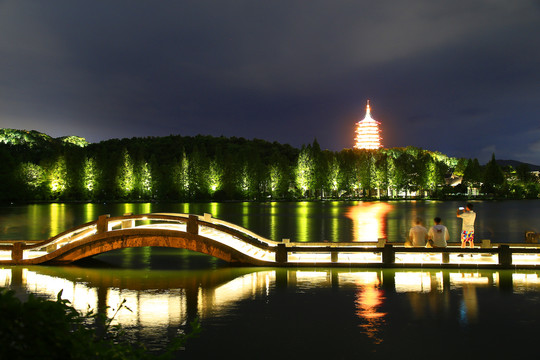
xmin=346 ymin=202 xmax=392 ymax=242
xmin=355 ymin=282 xmax=386 ymax=345
xmin=1 ymin=200 xmax=540 ymax=244
xmin=1 ymin=201 xmax=540 ymax=357
xmin=3 ymin=253 xmax=540 ymax=357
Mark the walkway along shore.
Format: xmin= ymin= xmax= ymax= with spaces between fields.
xmin=1 ymin=213 xmax=540 ymax=269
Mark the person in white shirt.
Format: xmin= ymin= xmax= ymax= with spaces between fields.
xmin=428 ymin=217 xmax=450 ymax=248
xmin=407 ymin=217 xmax=428 ymax=247
xmin=457 ymin=203 xmax=476 ymax=248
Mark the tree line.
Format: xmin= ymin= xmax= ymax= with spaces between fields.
xmin=0 ymin=129 xmax=538 ymax=202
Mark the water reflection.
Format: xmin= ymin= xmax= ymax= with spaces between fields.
xmin=354 ymin=280 xmax=386 ymax=344
xmin=28 ymin=203 xmax=72 ymax=239
xmin=296 ymin=202 xmax=312 ymax=243
xmin=2 ymin=200 xmax=540 ymax=243
xmin=83 ymin=203 xmax=97 ymax=224
xmin=3 ymin=264 xmax=540 ymax=351
xmin=345 ymin=202 xmax=392 ymax=242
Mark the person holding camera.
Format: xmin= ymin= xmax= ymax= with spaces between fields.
xmin=457 ymin=203 xmax=476 ymax=248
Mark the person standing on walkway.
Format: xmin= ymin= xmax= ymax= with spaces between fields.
xmin=427 ymin=217 xmax=450 ymax=248
xmin=407 ymin=217 xmax=428 ymax=247
xmin=457 ymin=203 xmax=476 ymax=248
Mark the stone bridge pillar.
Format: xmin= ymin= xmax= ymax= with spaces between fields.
xmin=187 ymin=215 xmax=198 ymax=235
xmin=11 ymin=242 xmax=23 ymax=262
xmin=97 ymin=215 xmax=110 ymax=234
xmin=498 ymin=245 xmax=512 ymax=268
xmin=382 ymin=244 xmax=395 ymax=265
xmin=276 ymin=243 xmax=287 ymax=264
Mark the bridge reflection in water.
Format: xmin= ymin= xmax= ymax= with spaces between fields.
xmin=3 ymin=265 xmax=540 ymax=348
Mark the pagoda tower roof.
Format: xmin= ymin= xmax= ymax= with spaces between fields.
xmin=354 ymin=100 xmax=383 ymax=150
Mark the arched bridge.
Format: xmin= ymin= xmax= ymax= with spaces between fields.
xmin=2 ymin=212 xmax=540 ymax=268
xmin=0 ymin=213 xmax=285 ymax=266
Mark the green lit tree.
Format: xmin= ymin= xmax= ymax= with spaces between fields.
xmin=411 ymin=151 xmax=430 ymax=196
xmin=310 ymin=139 xmax=325 ymax=198
xmin=0 ymin=145 xmax=17 ymax=201
xmin=82 ymin=157 xmax=99 ymax=199
xmin=137 ymin=161 xmax=153 ymax=199
xmin=356 ymin=149 xmax=373 ymax=197
xmin=338 ymin=149 xmax=360 ymax=197
xmin=59 ymin=135 xmax=89 ymax=147
xmin=392 ymin=150 xmax=415 ymax=198
xmin=238 ymin=162 xmax=253 ymax=198
xmin=515 ymin=163 xmax=532 ymax=184
xmin=241 ymin=146 xmax=267 ymax=200
xmin=384 ymin=149 xmax=400 ymax=198
xmin=116 ymin=149 xmax=135 ymax=199
xmin=46 ymin=156 xmax=68 ymax=199
xmin=295 ymin=145 xmax=315 ymax=197
xmin=503 ymin=163 xmax=540 ymax=199
xmin=462 ymin=158 xmax=483 ymax=193
xmin=208 ymin=160 xmax=223 ymax=196
xmin=16 ymin=162 xmax=46 ymax=200
xmin=268 ymin=164 xmax=283 ymax=198
xmin=426 ymin=155 xmax=448 ymax=195
xmin=372 ymin=151 xmax=389 ymax=198
xmin=267 ymin=149 xmax=291 ymax=199
xmin=171 ymin=151 xmax=190 ymax=200
xmin=325 ymin=153 xmax=342 ymax=198
xmin=188 ymin=145 xmax=209 ymax=199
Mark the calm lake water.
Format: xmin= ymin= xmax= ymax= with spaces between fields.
xmin=1 ymin=200 xmax=540 ymax=243
xmin=2 ymin=200 xmax=540 ymax=359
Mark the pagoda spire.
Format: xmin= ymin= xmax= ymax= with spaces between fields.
xmin=353 ymin=100 xmax=383 ymax=150
xmin=365 ymin=100 xmax=372 ymax=118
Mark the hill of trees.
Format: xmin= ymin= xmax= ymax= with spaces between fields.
xmin=0 ymin=128 xmax=538 ymax=202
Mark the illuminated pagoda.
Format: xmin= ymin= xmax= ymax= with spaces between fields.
xmin=354 ymin=100 xmax=383 ymax=149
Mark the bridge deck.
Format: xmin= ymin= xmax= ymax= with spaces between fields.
xmin=1 ymin=212 xmax=540 ymax=269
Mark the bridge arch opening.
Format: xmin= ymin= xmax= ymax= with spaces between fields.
xmin=80 ymin=247 xmax=228 ymax=270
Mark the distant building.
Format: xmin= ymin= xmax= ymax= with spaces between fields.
xmin=446 ymin=175 xmax=463 ymax=187
xmin=354 ymin=100 xmax=383 ymax=150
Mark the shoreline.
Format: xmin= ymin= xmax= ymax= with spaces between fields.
xmin=2 ymin=196 xmax=539 ymax=206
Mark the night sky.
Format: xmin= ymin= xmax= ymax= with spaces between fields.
xmin=1 ymin=1 xmax=539 ymax=164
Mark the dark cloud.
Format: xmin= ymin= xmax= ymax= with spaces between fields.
xmin=1 ymin=0 xmax=539 ymax=164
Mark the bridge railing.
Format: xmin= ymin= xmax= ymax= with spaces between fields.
xmin=0 ymin=220 xmax=100 ymax=261
xmin=0 ymin=212 xmax=280 ymax=264
xmin=108 ymin=212 xmax=279 ymax=263
xmin=2 ymin=212 xmax=540 ymax=269
xmin=195 ymin=213 xmax=280 ymax=247
xmin=276 ymin=242 xmax=540 ymax=268
xmin=108 ymin=212 xmax=279 ymax=252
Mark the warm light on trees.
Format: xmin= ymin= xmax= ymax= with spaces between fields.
xmin=295 ymin=145 xmax=314 ymax=196
xmin=208 ymin=160 xmax=223 ymax=194
xmin=326 ymin=156 xmax=341 ymax=195
xmin=117 ymin=149 xmax=135 ymax=198
xmin=138 ymin=161 xmax=153 ymax=198
xmin=3 ymin=130 xmax=538 ymax=201
xmin=171 ymin=152 xmax=190 ymax=199
xmin=47 ymin=156 xmax=68 ymax=198
xmin=18 ymin=162 xmax=45 ymax=193
xmin=83 ymin=157 xmax=98 ymax=195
